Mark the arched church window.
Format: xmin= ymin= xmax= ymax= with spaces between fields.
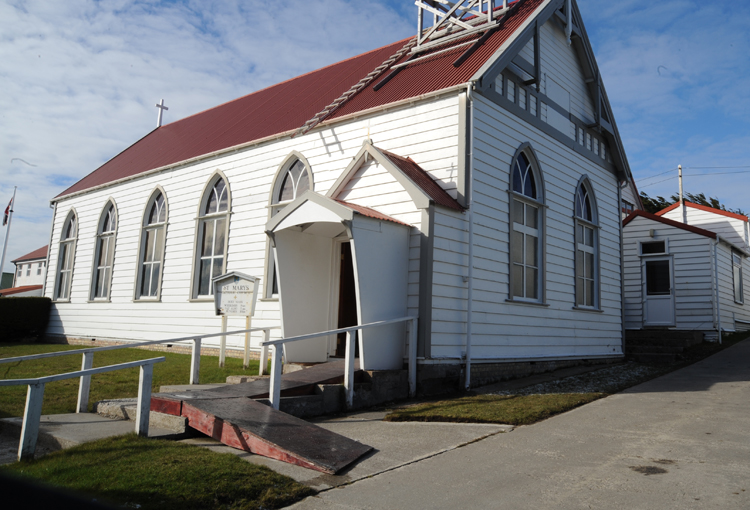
xmin=91 ymin=201 xmax=118 ymax=300
xmin=265 ymin=154 xmax=313 ymax=297
xmin=193 ymin=175 xmax=230 ymax=297
xmin=574 ymin=178 xmax=599 ymax=308
xmin=509 ymin=145 xmax=545 ymax=302
xmin=54 ymin=210 xmax=78 ymax=300
xmin=136 ymin=189 xmax=168 ymax=299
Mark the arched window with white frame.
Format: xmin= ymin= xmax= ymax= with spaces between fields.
xmin=265 ymin=153 xmax=313 ymax=298
xmin=136 ymin=188 xmax=168 ymax=299
xmin=574 ymin=177 xmax=599 ymax=308
xmin=54 ymin=210 xmax=78 ymax=301
xmin=508 ymin=145 xmax=545 ymax=302
xmin=192 ymin=174 xmax=230 ymax=298
xmin=91 ymin=200 xmax=118 ymax=300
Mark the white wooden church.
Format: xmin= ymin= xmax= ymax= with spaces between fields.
xmin=43 ymin=0 xmax=641 ymax=388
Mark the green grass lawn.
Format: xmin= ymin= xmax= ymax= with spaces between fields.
xmin=1 ymin=434 xmax=315 ymax=510
xmin=0 ymin=342 xmax=264 ymax=418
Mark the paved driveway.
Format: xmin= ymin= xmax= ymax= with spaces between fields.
xmin=291 ymin=340 xmax=750 ymax=509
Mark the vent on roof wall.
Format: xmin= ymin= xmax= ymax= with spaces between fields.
xmin=415 ymin=0 xmax=511 ymax=52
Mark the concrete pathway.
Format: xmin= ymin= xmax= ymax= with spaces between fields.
xmin=290 ymin=340 xmax=750 ymax=509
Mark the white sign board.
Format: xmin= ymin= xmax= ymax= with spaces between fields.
xmin=212 ymin=272 xmax=260 ymax=317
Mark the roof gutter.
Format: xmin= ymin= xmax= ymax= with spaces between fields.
xmin=51 ymin=83 xmax=470 ymax=205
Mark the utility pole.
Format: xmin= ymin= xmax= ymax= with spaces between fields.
xmin=0 ymin=186 xmax=17 ymax=279
xmin=678 ymin=164 xmax=687 ymax=224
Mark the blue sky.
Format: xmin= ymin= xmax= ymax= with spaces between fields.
xmin=1 ymin=0 xmax=748 ymax=273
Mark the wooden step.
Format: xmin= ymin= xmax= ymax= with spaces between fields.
xmin=182 ymin=397 xmax=371 ymax=474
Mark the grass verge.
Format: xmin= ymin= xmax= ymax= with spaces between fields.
xmin=0 ymin=434 xmax=315 ymax=510
xmin=384 ymin=393 xmax=606 ymax=425
xmin=0 ymin=342 xmax=263 ymax=418
xmin=386 ymin=333 xmax=748 ymax=426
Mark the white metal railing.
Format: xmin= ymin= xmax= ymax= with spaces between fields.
xmin=0 ymin=357 xmax=165 ymax=461
xmin=0 ymin=326 xmax=280 ymax=413
xmin=261 ymin=316 xmax=418 ymax=410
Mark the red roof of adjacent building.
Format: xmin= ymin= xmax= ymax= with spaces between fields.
xmin=11 ymin=246 xmax=48 ymax=264
xmin=0 ymin=285 xmax=43 ymax=297
xmin=56 ymin=0 xmax=542 ymax=199
xmin=655 ymin=201 xmax=748 ymax=222
xmin=623 ymin=210 xmax=718 ymax=239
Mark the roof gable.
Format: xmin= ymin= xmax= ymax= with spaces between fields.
xmin=327 ymin=141 xmax=463 ymax=211
xmin=656 ymin=201 xmax=748 ymax=222
xmin=623 ymin=210 xmax=717 ymax=239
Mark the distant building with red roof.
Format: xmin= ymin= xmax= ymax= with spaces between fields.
xmin=10 ymin=245 xmax=48 ymax=293
xmin=44 ymin=0 xmax=639 ymax=390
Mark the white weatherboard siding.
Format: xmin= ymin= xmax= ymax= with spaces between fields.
xmin=623 ymin=217 xmax=714 ymax=332
xmin=714 ymin=241 xmax=750 ymax=334
xmin=661 ymin=207 xmax=749 ymax=251
xmin=623 ymin=216 xmax=750 ymax=335
xmin=429 ymin=92 xmax=622 ymax=361
xmin=45 ymin=94 xmax=460 ymax=351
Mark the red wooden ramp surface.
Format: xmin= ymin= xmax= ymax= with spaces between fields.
xmin=151 ymin=360 xmax=371 ymax=474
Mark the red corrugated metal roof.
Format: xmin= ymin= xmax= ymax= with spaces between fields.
xmin=57 ymin=0 xmax=541 ymax=199
xmin=11 ymin=245 xmax=48 ymax=263
xmin=656 ymin=201 xmax=748 ymax=222
xmin=379 ymin=148 xmax=464 ymax=211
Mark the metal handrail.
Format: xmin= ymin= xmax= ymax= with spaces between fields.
xmin=260 ymin=316 xmax=418 ymax=410
xmin=0 ymin=325 xmax=280 ymax=414
xmin=2 ymin=357 xmax=165 ymax=462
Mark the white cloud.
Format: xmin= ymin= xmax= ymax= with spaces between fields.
xmin=0 ymin=0 xmax=412 ymax=272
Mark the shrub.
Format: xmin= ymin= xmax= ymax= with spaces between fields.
xmin=0 ymin=297 xmax=51 ymax=342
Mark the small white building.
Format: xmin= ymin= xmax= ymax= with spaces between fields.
xmin=623 ymin=209 xmax=750 ymax=340
xmin=43 ymin=0 xmax=639 ymax=389
xmin=0 ymin=246 xmax=48 ymax=297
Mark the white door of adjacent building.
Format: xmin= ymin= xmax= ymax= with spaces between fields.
xmin=643 ymin=256 xmax=675 ymax=326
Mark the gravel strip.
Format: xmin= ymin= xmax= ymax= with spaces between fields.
xmin=491 ymin=362 xmax=663 ymax=396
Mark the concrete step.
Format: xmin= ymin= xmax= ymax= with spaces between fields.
xmin=94 ymin=399 xmax=190 ymax=436
xmin=631 ymin=352 xmax=677 ymax=364
xmin=625 ymin=345 xmax=685 ymax=355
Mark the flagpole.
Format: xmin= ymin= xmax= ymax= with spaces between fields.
xmin=0 ymin=186 xmax=17 ymax=279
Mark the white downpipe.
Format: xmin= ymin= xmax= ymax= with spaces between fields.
xmin=465 ymin=84 xmax=476 ymax=390
xmin=565 ymin=0 xmax=573 ymax=45
xmin=714 ymin=238 xmax=722 ymax=344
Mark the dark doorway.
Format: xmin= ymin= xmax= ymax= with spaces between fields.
xmin=335 ymin=242 xmax=358 ymax=357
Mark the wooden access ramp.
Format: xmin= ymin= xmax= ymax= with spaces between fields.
xmin=151 ymin=360 xmax=371 ymax=474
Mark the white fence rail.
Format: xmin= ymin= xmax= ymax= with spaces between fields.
xmin=0 ymin=357 xmax=165 ymax=461
xmin=261 ymin=316 xmax=418 ymax=410
xmin=0 ymin=326 xmax=280 ymax=412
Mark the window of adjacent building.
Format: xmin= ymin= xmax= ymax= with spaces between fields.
xmin=641 ymin=241 xmax=666 ymax=255
xmin=193 ymin=176 xmax=230 ymax=298
xmin=37 ymin=262 xmax=43 ymax=275
xmin=733 ymin=252 xmax=743 ymax=304
xmin=91 ymin=202 xmax=117 ymax=300
xmin=509 ymin=148 xmax=545 ymax=302
xmin=574 ymin=179 xmax=599 ymax=308
xmin=55 ymin=212 xmax=77 ymax=300
xmin=26 ymin=264 xmax=31 ymax=277
xmin=265 ymin=155 xmax=312 ymax=298
xmin=16 ymin=266 xmax=22 ymax=278
xmin=621 ymin=199 xmax=634 ymax=215
xmin=136 ymin=190 xmax=167 ymax=299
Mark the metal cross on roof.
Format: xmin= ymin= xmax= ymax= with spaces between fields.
xmin=415 ymin=0 xmax=510 ymax=52
xmin=155 ymin=99 xmax=169 ymax=128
